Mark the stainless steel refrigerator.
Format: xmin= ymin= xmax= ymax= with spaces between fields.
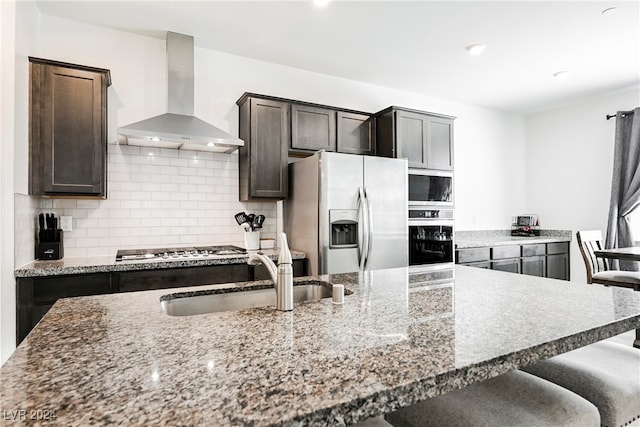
xmin=285 ymin=151 xmax=408 ymax=275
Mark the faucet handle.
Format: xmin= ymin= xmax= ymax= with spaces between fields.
xmin=278 ymin=232 xmax=292 ymax=265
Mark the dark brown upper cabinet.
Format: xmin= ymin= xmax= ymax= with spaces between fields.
xmin=237 ymin=95 xmax=290 ymax=201
xmin=29 ymin=57 xmax=111 ymax=198
xmin=290 ymin=104 xmax=336 ymax=154
xmin=337 ymin=112 xmax=375 ymax=156
xmin=375 ymin=106 xmax=454 ymax=170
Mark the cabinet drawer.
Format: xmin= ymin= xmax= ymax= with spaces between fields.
xmin=457 ymin=247 xmax=490 ymax=263
xmin=462 ymin=261 xmax=491 ymax=269
xmin=118 ymin=265 xmax=251 ymax=293
xmin=492 ymin=245 xmax=520 ymax=260
xmin=547 ymin=242 xmax=569 ymax=255
xmin=492 ymin=259 xmax=521 ymax=274
xmin=33 ymin=273 xmax=112 ymax=304
xmin=522 ymin=244 xmax=546 ymax=257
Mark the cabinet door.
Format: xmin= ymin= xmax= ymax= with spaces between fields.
xmin=240 ymin=98 xmax=290 ymax=200
xmin=522 ymin=255 xmax=546 ymax=277
xmin=547 ymin=253 xmax=569 ymax=280
xmin=492 ymin=259 xmax=521 ymax=273
xmin=426 ymin=116 xmax=454 ymax=170
xmin=337 ymin=112 xmax=374 ymax=155
xmin=291 ymin=104 xmax=336 ymax=153
xmin=395 ymin=110 xmax=428 ymax=168
xmin=31 ymin=61 xmax=109 ymax=196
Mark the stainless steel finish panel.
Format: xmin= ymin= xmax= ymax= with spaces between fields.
xmin=285 ymin=155 xmax=321 ymax=275
xmin=117 ymin=32 xmax=243 ymax=152
xmin=320 ymin=152 xmax=363 ymax=275
xmin=363 ymin=156 xmax=408 ymax=270
xmin=166 ymin=31 xmax=194 ymax=115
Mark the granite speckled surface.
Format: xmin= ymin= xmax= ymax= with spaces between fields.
xmin=455 ymin=229 xmax=572 ymax=249
xmin=1 ymin=266 xmax=639 ymax=426
xmin=13 ymin=249 xmax=306 ymax=278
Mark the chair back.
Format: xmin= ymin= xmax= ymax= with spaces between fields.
xmin=576 ymin=230 xmax=609 ymax=283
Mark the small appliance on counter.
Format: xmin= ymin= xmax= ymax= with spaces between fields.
xmin=511 ymin=214 xmax=540 ymax=236
xmin=37 ymin=213 xmax=64 ymax=260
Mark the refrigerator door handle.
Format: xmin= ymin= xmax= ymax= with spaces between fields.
xmin=357 ymin=186 xmax=367 ymax=269
xmin=363 ymin=187 xmax=373 ymax=269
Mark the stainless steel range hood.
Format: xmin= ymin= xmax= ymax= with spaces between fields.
xmin=117 ymin=32 xmax=243 ymax=153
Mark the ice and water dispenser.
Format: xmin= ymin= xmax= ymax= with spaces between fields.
xmin=329 ymin=210 xmax=358 ymax=248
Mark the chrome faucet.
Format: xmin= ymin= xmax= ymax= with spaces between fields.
xmin=247 ymin=232 xmax=293 ymax=311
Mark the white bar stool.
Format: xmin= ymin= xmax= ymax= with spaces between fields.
xmin=356 ymin=370 xmax=599 ymax=427
xmin=522 ymin=340 xmax=640 ymax=427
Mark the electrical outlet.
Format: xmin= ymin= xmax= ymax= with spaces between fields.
xmin=60 ymin=216 xmax=72 ymax=232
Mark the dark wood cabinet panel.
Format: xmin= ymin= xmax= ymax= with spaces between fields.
xmin=547 ymin=253 xmax=569 ymax=280
xmin=238 ymin=96 xmax=290 ymax=200
xmin=291 ymin=104 xmax=336 ymax=153
xmin=117 ymin=265 xmax=251 ymax=292
xmin=337 ymin=112 xmax=375 ymax=155
xmin=492 ymin=259 xmax=521 ymax=274
xmin=375 ymin=106 xmax=455 ymax=170
xmin=252 ymin=259 xmax=307 ymax=281
xmin=456 ymin=247 xmax=490 ymax=263
xmin=396 ymin=110 xmax=428 ymax=167
xmin=522 ymin=255 xmax=546 ymax=277
xmin=426 ymin=116 xmax=454 ymax=170
xmin=492 ymin=245 xmax=520 ymax=260
xmin=29 ymin=57 xmax=111 ymax=197
xmin=522 ymin=244 xmax=546 ymax=257
xmin=456 ymin=240 xmax=570 ymax=281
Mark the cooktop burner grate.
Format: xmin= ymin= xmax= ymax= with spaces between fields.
xmin=115 ymin=245 xmax=246 ymax=262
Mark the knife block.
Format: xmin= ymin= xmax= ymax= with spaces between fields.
xmin=38 ymin=230 xmax=64 ymax=260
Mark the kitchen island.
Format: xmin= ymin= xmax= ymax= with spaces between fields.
xmin=1 ymin=266 xmax=639 ymax=426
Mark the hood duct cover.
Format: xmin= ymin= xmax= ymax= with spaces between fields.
xmin=117 ymin=32 xmax=243 ymax=153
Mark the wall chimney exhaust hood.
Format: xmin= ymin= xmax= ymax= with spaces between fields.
xmin=117 ymin=32 xmax=243 ymax=153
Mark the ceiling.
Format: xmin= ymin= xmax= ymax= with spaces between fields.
xmin=34 ymin=0 xmax=640 ymax=115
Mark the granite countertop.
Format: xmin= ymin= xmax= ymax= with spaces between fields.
xmin=455 ymin=229 xmax=572 ymax=249
xmin=14 ymin=249 xmax=306 ymax=278
xmin=1 ymin=266 xmax=639 ymax=426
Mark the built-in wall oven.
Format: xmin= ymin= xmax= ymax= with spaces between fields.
xmin=408 ymin=207 xmax=454 ymax=267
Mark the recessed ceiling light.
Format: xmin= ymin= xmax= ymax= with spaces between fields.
xmin=553 ymin=71 xmax=570 ymax=79
xmin=313 ymin=0 xmax=330 ymax=7
xmin=465 ymin=43 xmax=486 ymax=55
xmin=602 ymin=7 xmax=617 ymax=15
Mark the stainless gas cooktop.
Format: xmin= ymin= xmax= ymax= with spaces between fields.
xmin=115 ymin=245 xmax=246 ymax=263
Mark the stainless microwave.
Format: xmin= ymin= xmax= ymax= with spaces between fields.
xmin=408 ymin=169 xmax=453 ymax=207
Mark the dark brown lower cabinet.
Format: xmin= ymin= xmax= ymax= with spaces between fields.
xmin=456 ymin=241 xmax=569 ymax=281
xmin=522 ymin=255 xmax=546 ymax=277
xmin=547 ymin=253 xmax=569 ymax=280
xmin=492 ymin=259 xmax=521 ymax=274
xmin=16 ymin=260 xmax=307 ymax=345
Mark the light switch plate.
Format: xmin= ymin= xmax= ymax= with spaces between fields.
xmin=60 ymin=216 xmax=72 ymax=232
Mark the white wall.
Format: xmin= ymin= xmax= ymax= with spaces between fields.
xmin=1 ymin=0 xmax=40 ymax=365
xmin=525 ymin=87 xmax=640 ymax=283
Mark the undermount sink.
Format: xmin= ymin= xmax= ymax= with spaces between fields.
xmin=161 ymin=280 xmax=343 ymax=316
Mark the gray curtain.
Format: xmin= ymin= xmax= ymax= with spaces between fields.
xmin=605 ymin=107 xmax=640 ymax=271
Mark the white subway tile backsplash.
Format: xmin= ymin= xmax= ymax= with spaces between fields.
xmin=18 ymin=147 xmax=277 ymax=259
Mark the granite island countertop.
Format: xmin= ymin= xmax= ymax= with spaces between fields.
xmin=1 ymin=266 xmax=639 ymax=426
xmin=14 ymin=248 xmax=306 ymax=278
